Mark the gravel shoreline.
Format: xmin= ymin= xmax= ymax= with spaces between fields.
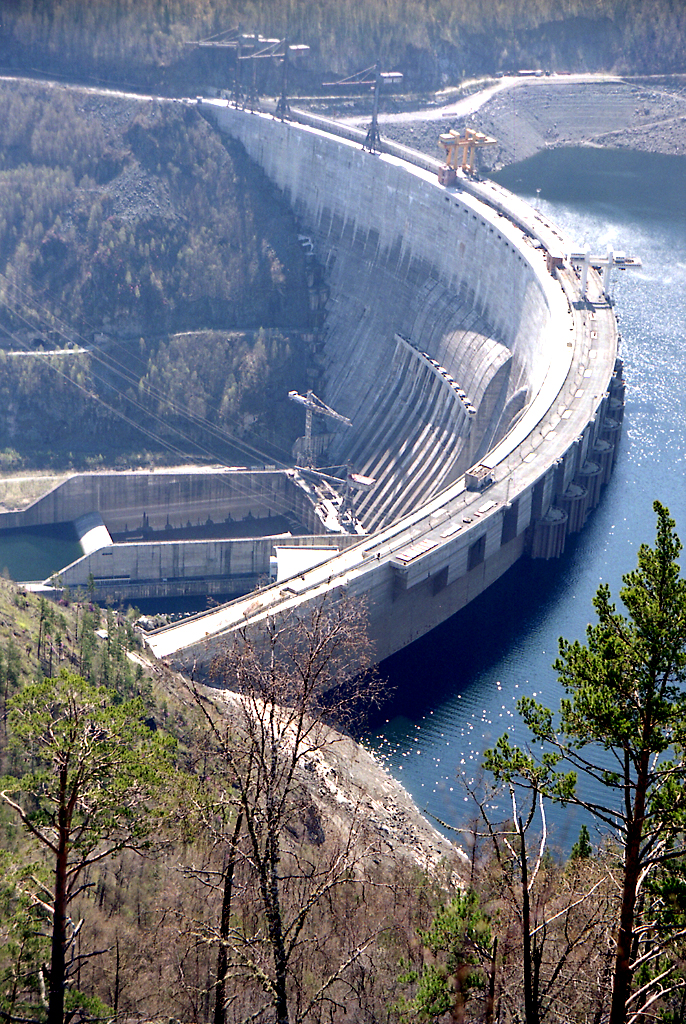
xmin=354 ymin=77 xmax=686 ymax=170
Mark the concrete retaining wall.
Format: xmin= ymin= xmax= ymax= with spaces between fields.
xmin=0 ymin=468 xmax=299 ymax=534
xmin=50 ymin=529 xmax=354 ymax=603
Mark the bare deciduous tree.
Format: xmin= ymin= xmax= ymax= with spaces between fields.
xmin=188 ymin=594 xmax=385 ymax=1024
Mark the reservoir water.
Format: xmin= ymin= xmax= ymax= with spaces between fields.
xmin=369 ymin=146 xmax=686 ymax=851
xmin=0 ymin=523 xmax=82 ymax=583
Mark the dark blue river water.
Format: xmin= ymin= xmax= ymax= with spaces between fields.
xmin=369 ymin=147 xmax=686 ymax=851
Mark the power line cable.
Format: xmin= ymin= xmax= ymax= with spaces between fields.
xmin=0 ymin=271 xmax=301 ymax=467
xmin=0 ymin=271 xmax=297 ymax=463
xmin=0 ymin=299 xmax=317 ymax=522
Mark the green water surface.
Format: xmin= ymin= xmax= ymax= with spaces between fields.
xmin=0 ymin=524 xmax=82 ymax=583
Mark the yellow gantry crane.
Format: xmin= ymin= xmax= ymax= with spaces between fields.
xmin=439 ymin=127 xmax=498 ymax=177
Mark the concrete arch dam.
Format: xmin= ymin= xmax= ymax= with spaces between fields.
xmin=147 ymin=100 xmax=624 ymax=670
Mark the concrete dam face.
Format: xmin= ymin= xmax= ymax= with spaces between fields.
xmin=143 ymin=101 xmax=623 ymax=671
xmin=215 ymin=108 xmax=563 ymax=533
xmin=3 ymin=99 xmax=623 ymax=671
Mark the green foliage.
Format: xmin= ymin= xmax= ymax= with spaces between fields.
xmin=569 ymin=823 xmax=592 ymax=861
xmin=1 ymin=0 xmax=685 ymax=91
xmin=0 ymin=853 xmax=50 ymax=1024
xmin=396 ymin=890 xmax=493 ymax=1022
xmin=2 ymin=671 xmax=174 ymax=853
xmin=484 ymin=502 xmax=686 ymax=1024
xmin=0 ymin=670 xmax=176 ymax=1024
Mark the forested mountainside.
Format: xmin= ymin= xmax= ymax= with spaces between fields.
xmin=1 ymin=0 xmax=685 ymax=95
xmin=0 ymin=82 xmax=313 ymax=469
xmin=4 ymin=507 xmax=686 ymax=1023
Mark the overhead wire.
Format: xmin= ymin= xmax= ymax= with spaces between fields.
xmin=0 ymin=76 xmax=355 ymax=537
xmin=2 ymin=330 xmax=314 ymax=525
xmin=0 ymin=272 xmax=350 ymax=528
xmin=0 ymin=268 xmax=314 ymax=472
xmin=0 ymin=270 xmax=299 ymax=466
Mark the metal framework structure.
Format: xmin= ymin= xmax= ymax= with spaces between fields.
xmin=323 ymin=63 xmax=403 ymax=153
xmin=569 ymin=249 xmax=642 ymax=299
xmin=185 ymin=27 xmax=308 ymax=114
xmin=439 ymin=127 xmax=498 ymax=175
xmin=288 ymin=389 xmax=351 ymax=467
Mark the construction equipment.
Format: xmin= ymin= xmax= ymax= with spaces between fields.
xmin=568 ymin=249 xmax=643 ymax=300
xmin=185 ymin=28 xmax=308 ymax=114
xmin=275 ymin=38 xmax=310 ymax=119
xmin=364 ymin=63 xmax=403 ymax=152
xmin=339 ymin=468 xmax=376 ymax=523
xmin=288 ymin=390 xmax=352 ymax=467
xmin=439 ymin=127 xmax=498 ymax=177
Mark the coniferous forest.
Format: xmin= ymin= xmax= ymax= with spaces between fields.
xmin=0 ymin=82 xmax=312 ymax=469
xmin=1 ymin=0 xmax=686 ymax=94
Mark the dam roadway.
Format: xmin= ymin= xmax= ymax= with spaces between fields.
xmin=146 ymin=99 xmax=624 ymax=672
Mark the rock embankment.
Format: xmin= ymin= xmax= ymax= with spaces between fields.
xmin=154 ymin=658 xmax=465 ymax=878
xmin=210 ymin=683 xmax=463 ymax=876
xmin=370 ymin=77 xmax=686 ymax=169
xmin=294 ymin=724 xmax=463 ymax=874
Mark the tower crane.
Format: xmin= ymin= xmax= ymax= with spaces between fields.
xmin=322 ymin=63 xmax=403 ymax=154
xmin=288 ymin=390 xmax=351 ymax=467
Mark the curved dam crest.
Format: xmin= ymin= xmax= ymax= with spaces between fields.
xmin=144 ymin=101 xmax=623 ymax=670
xmin=0 ymin=100 xmax=623 ymax=670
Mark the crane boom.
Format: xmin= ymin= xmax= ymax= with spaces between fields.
xmin=288 ymin=390 xmax=352 ymax=426
xmin=288 ymin=390 xmax=351 ymax=467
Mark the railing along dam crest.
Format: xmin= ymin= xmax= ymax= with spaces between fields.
xmin=144 ymin=99 xmax=624 ymax=672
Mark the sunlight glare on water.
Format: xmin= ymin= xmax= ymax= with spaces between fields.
xmin=368 ymin=147 xmax=686 ymax=852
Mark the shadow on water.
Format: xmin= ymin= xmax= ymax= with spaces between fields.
xmin=0 ymin=523 xmax=81 ymax=582
xmin=370 ymin=536 xmax=585 ymax=729
xmin=494 ymin=147 xmax=686 ymax=224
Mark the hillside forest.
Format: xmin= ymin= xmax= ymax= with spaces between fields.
xmin=0 ymin=82 xmax=316 ymax=469
xmin=2 ymin=505 xmax=686 ymax=1023
xmin=1 ymin=0 xmax=686 ymax=95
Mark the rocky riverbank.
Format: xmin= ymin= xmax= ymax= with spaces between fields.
xmin=214 ymin=686 xmax=463 ymax=876
xmin=154 ymin=657 xmax=464 ymax=878
xmin=354 ymin=75 xmax=686 ymax=171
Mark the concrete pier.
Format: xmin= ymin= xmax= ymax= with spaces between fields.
xmin=142 ymin=103 xmax=623 ymax=672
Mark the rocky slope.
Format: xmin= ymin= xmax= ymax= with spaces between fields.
xmin=372 ymin=76 xmax=686 ymax=169
xmin=154 ymin=660 xmax=465 ymax=876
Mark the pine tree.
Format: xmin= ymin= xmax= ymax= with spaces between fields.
xmin=0 ymin=671 xmax=175 ymax=1024
xmin=485 ymin=502 xmax=686 ymax=1024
